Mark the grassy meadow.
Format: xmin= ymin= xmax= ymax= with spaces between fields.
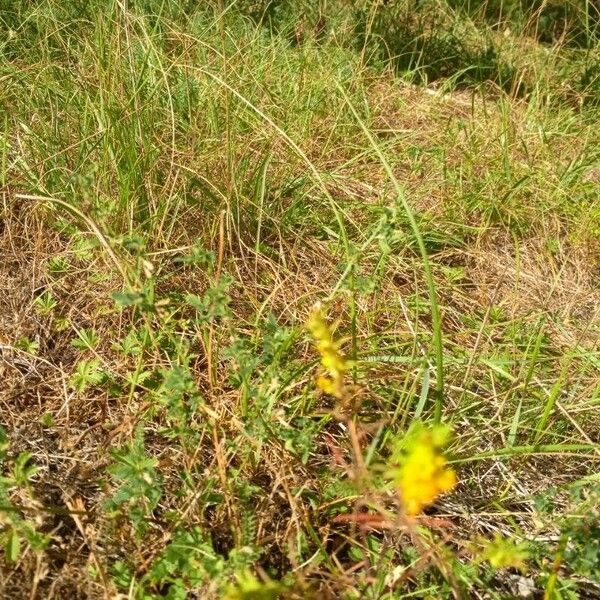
xmin=1 ymin=1 xmax=599 ymax=598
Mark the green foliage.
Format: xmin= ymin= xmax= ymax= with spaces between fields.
xmin=477 ymin=533 xmax=530 ymax=572
xmin=448 ymin=0 xmax=599 ymax=47
xmin=112 ymin=328 xmax=146 ymax=356
xmin=277 ymin=417 xmax=322 ymax=465
xmin=0 ymin=428 xmax=50 ymax=564
xmin=71 ymin=328 xmax=100 ymax=350
xmin=154 ymin=356 xmax=204 ymax=437
xmin=222 ymin=314 xmax=297 ymax=421
xmin=111 ymin=525 xmax=269 ymax=598
xmin=534 ymin=481 xmax=600 ymax=582
xmin=145 ymin=527 xmax=225 ymax=592
xmin=223 ymin=570 xmax=283 ymax=600
xmin=70 ymin=358 xmax=106 ymax=392
xmin=234 ymin=0 xmax=600 ymax=97
xmin=46 ymin=256 xmax=70 ymax=275
xmin=185 ymin=276 xmax=233 ymax=324
xmin=173 ymin=244 xmax=215 ymax=268
xmin=112 ymin=287 xmax=156 ymax=314
xmin=33 ymin=290 xmax=57 ymax=315
xmin=106 ymin=430 xmax=162 ymax=537
xmin=15 ymin=336 xmax=39 ymax=354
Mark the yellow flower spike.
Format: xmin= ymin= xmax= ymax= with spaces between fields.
xmin=306 ymin=303 xmax=348 ymax=399
xmin=316 ymin=375 xmax=337 ymax=395
xmin=388 ymin=423 xmax=457 ymax=516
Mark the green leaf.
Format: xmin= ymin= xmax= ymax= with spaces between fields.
xmin=34 ymin=290 xmax=58 ymax=315
xmin=15 ymin=336 xmax=39 ymax=354
xmin=112 ymin=290 xmax=145 ymax=307
xmin=0 ymin=425 xmax=8 ymax=460
xmin=478 ymin=534 xmax=529 ymax=572
xmin=71 ymin=328 xmax=100 ymax=350
xmin=5 ymin=530 xmax=21 ymax=563
xmin=13 ymin=452 xmax=38 ymax=485
xmin=185 ymin=276 xmax=232 ymax=323
xmin=70 ymin=358 xmax=105 ymax=393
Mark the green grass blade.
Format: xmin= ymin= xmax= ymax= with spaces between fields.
xmin=335 ymin=82 xmax=445 ymax=423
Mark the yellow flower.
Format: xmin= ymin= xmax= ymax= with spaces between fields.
xmin=306 ymin=303 xmax=348 ymax=399
xmin=388 ymin=424 xmax=457 ymax=516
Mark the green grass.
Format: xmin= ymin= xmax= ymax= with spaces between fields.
xmin=1 ymin=1 xmax=599 ymax=598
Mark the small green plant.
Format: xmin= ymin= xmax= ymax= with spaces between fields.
xmin=153 ymin=356 xmax=204 ymax=438
xmin=112 ymin=286 xmax=156 ymax=314
xmin=185 ymin=276 xmax=233 ymax=324
xmin=106 ymin=429 xmax=162 ymax=537
xmin=477 ymin=533 xmax=530 ymax=571
xmin=144 ymin=527 xmax=225 ymax=595
xmin=71 ymin=328 xmax=100 ymax=350
xmin=47 ymin=256 xmax=70 ymax=274
xmin=72 ymin=235 xmax=97 ymax=260
xmin=70 ymin=358 xmax=105 ymax=392
xmin=15 ymin=336 xmax=39 ymax=354
xmin=173 ymin=243 xmax=215 ymax=267
xmin=53 ymin=316 xmax=71 ymax=332
xmin=112 ymin=327 xmax=145 ymax=356
xmin=534 ymin=481 xmax=600 ymax=595
xmin=0 ymin=427 xmax=50 ymax=563
xmin=33 ymin=290 xmax=57 ymax=315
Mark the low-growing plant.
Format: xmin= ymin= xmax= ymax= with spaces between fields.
xmin=0 ymin=428 xmax=50 ymax=564
xmin=106 ymin=430 xmax=162 ymax=538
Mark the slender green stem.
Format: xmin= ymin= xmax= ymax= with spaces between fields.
xmin=451 ymin=443 xmax=599 ymax=464
xmin=534 ymin=351 xmax=574 ymax=443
